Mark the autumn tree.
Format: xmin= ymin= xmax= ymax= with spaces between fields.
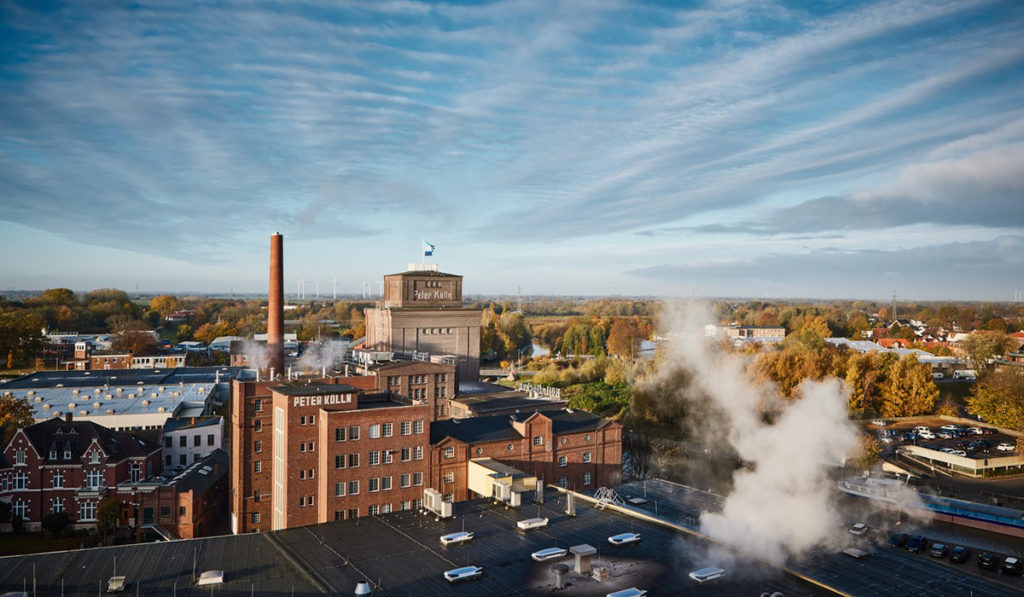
xmin=852 ymin=434 xmax=881 ymax=469
xmin=96 ymin=498 xmax=122 ymax=543
xmin=961 ymin=331 xmax=1014 ymax=373
xmin=845 ymin=352 xmax=887 ymax=415
xmin=148 ymin=294 xmax=181 ymax=318
xmin=0 ymin=394 xmax=34 ymax=446
xmin=880 ymin=355 xmax=938 ymax=417
xmin=966 ymin=369 xmax=1024 ymax=431
xmin=110 ymin=331 xmax=159 ymax=355
xmin=36 ymin=288 xmax=78 ymax=307
xmin=789 ymin=315 xmax=832 ymax=351
xmin=607 ymin=318 xmax=643 ymax=358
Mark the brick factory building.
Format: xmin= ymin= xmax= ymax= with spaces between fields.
xmin=365 ymin=267 xmax=481 ymax=380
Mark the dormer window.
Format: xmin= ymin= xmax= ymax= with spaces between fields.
xmin=50 ymin=450 xmax=57 ymax=460
xmin=64 ymin=450 xmax=72 ymax=459
xmin=15 ymin=449 xmax=26 ymax=465
xmin=90 ymin=451 xmax=100 ymax=464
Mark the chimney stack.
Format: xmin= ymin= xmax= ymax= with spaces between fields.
xmin=268 ymin=233 xmax=285 ymax=376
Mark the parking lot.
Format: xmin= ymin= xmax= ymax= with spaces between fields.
xmin=868 ymin=420 xmax=1019 ymax=459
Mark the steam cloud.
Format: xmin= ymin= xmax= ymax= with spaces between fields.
xmin=238 ymin=340 xmax=268 ymax=370
xmin=296 ymin=340 xmax=350 ymax=374
xmin=657 ymin=302 xmax=860 ymax=565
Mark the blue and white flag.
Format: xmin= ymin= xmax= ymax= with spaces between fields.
xmin=423 ymin=241 xmax=436 ymax=257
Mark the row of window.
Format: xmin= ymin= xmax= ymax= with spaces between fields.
xmin=15 ymin=448 xmax=104 ymax=465
xmin=333 ymin=446 xmax=425 ymax=469
xmin=333 ymin=420 xmax=424 ymax=442
xmin=9 ymin=499 xmax=96 ymax=521
xmin=164 ymin=434 xmax=216 ymax=448
xmin=419 ymin=327 xmax=455 ymax=335
xmin=333 ymin=472 xmax=423 ymax=496
xmin=166 ymin=453 xmax=206 ymax=467
xmin=2 ymin=469 xmax=106 ymax=490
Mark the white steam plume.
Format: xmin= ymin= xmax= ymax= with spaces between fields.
xmin=659 ymin=302 xmax=860 ymax=565
xmin=238 ymin=340 xmax=268 ymax=370
xmin=297 ymin=340 xmax=351 ymax=374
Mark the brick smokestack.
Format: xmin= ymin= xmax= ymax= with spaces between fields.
xmin=268 ymin=232 xmax=285 ymax=377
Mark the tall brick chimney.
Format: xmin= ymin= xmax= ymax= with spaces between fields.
xmin=268 ymin=232 xmax=285 ymax=377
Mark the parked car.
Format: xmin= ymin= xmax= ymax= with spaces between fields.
xmin=913 ymin=426 xmax=930 ymax=434
xmin=849 ymin=523 xmax=868 ymax=536
xmin=871 ymin=419 xmax=890 ymax=426
xmin=1002 ymin=557 xmax=1023 ymax=575
xmin=937 ymin=431 xmax=956 ymax=439
xmin=906 ymin=535 xmax=927 ymax=553
xmin=928 ymin=543 xmax=949 ymax=558
xmin=996 ymin=442 xmax=1016 ymax=452
xmin=531 ymin=548 xmax=568 ymax=562
xmin=688 ymin=567 xmax=726 ymax=583
xmin=952 ymin=450 xmax=967 ymax=457
xmin=968 ymin=440 xmax=993 ymax=451
xmin=918 ymin=431 xmax=936 ymax=440
xmin=967 ymin=427 xmax=984 ymax=435
xmin=940 ymin=424 xmax=961 ymax=432
xmin=440 ymin=531 xmax=474 ymax=546
xmin=978 ymin=552 xmax=1000 ymax=570
xmin=888 ymin=533 xmax=909 ymax=548
xmin=608 ymin=533 xmax=642 ymax=546
xmin=443 ymin=566 xmax=483 ymax=582
xmin=949 ymin=546 xmax=971 ymax=563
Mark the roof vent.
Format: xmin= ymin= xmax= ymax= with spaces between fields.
xmin=79 ymin=410 xmax=88 ymax=415
xmin=151 ymin=392 xmax=158 ymax=399
xmin=93 ymin=401 xmax=101 ymax=408
xmin=34 ymin=396 xmax=42 ymax=402
xmin=55 ymin=383 xmax=63 ymax=387
xmin=53 ymin=411 xmax=61 ymax=417
xmin=142 ymin=400 xmax=149 ymax=406
xmin=27 ymin=391 xmax=34 ymax=397
xmin=105 ymin=394 xmax=112 ymax=399
xmin=128 ymin=394 xmax=135 ymax=399
xmin=117 ymin=388 xmax=123 ymax=393
xmin=158 ymin=407 xmax=166 ymax=413
xmin=42 ymin=404 xmax=51 ymax=410
xmin=68 ymin=402 xmax=77 ymax=408
xmin=94 ymin=388 xmax=101 ymax=394
xmin=106 ymin=409 xmax=115 ymax=414
xmin=73 ymin=389 xmax=80 ymax=395
xmin=159 ymin=386 xmax=165 ymax=392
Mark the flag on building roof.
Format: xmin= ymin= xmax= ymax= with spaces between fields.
xmin=423 ymin=241 xmax=435 ymax=257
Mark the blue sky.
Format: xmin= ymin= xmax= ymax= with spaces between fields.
xmin=1 ymin=0 xmax=1022 ymax=300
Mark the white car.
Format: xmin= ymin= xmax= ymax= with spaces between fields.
xmin=871 ymin=419 xmax=889 ymax=426
xmin=968 ymin=427 xmax=984 ymax=435
xmin=940 ymin=424 xmax=960 ymax=432
xmin=517 ymin=517 xmax=549 ymax=531
xmin=918 ymin=431 xmax=936 ymax=440
xmin=849 ymin=523 xmax=868 ymax=536
xmin=443 ymin=566 xmax=483 ymax=582
xmin=440 ymin=531 xmax=474 ymax=546
xmin=689 ymin=567 xmax=726 ymax=583
xmin=608 ymin=532 xmax=641 ymax=546
xmin=997 ymin=443 xmax=1016 ymax=452
xmin=531 ymin=547 xmax=568 ymax=562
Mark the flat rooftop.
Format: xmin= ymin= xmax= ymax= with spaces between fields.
xmin=0 ymin=366 xmax=249 ymax=390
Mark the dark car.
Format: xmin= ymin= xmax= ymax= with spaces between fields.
xmin=950 ymin=546 xmax=971 ymax=563
xmin=978 ymin=552 xmax=1000 ymax=570
xmin=888 ymin=533 xmax=909 ymax=548
xmin=968 ymin=440 xmax=994 ymax=451
xmin=1002 ymin=557 xmax=1023 ymax=575
xmin=906 ymin=535 xmax=927 ymax=553
xmin=955 ymin=440 xmax=971 ymax=450
xmin=928 ymin=543 xmax=949 ymax=558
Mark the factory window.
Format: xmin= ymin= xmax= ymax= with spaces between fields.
xmin=130 ymin=463 xmax=141 ymax=483
xmin=335 ymin=427 xmax=346 ymax=442
xmin=348 ymin=453 xmax=359 ymax=468
xmin=443 ymin=494 xmax=453 ymax=503
xmin=52 ymin=470 xmax=64 ymax=488
xmin=475 ymin=448 xmax=482 ymax=455
xmin=583 ymin=472 xmax=592 ymax=486
xmin=382 ymin=503 xmax=393 ymax=513
xmin=414 ymin=446 xmax=423 ymax=460
xmin=348 ymin=426 xmax=360 ymax=440
xmin=558 ymin=477 xmax=568 ymax=488
xmin=443 ymin=446 xmax=455 ymax=459
xmin=401 ymin=447 xmax=411 ymax=462
xmin=180 ymin=506 xmax=186 ymax=517
xmin=382 ymin=477 xmax=393 ymax=491
xmin=383 ymin=450 xmax=393 ymax=464
xmin=251 ymin=513 xmax=260 ymax=524
xmin=13 ymin=472 xmax=28 ymax=490
xmin=443 ymin=472 xmax=454 ymax=484
xmin=254 ymin=461 xmax=262 ymax=473
xmin=300 ymin=443 xmax=306 ymax=453
xmin=585 ymin=434 xmax=591 ymax=442
xmin=91 ymin=451 xmax=100 ymax=464
xmin=300 ymin=470 xmax=306 ymax=480
xmin=208 ymin=434 xmax=214 ymax=446
xmin=348 ymin=480 xmax=359 ymax=495
xmin=308 ymin=469 xmax=314 ymax=479
xmin=583 ymin=452 xmax=592 ymax=463
xmin=558 ymin=456 xmax=567 ymax=467
xmin=51 ymin=499 xmax=64 ymax=514
xmin=334 ymin=511 xmax=345 ymax=521
xmin=335 ymin=482 xmax=345 ymax=497
xmin=382 ymin=423 xmax=393 ymax=437
xmin=254 ymin=440 xmax=262 ymax=453
xmin=560 ymin=437 xmax=567 ymax=445
xmin=369 ymin=424 xmax=380 ymax=439
xmin=400 ymin=473 xmax=410 ymax=488
xmin=413 ymin=420 xmax=424 ymax=434
xmin=369 ymin=505 xmax=379 ymax=516
xmin=335 ymin=455 xmax=346 ymax=469
xmin=507 ymin=443 xmax=514 ymax=451
xmin=254 ymin=399 xmax=262 ymax=412
xmin=253 ymin=491 xmax=260 ymax=502
xmin=164 ymin=437 xmax=172 ymax=448
xmin=80 ymin=501 xmax=96 ymax=521
xmin=401 ymin=421 xmax=411 ymax=436
xmin=179 ymin=436 xmax=187 ymax=448
xmin=179 ymin=454 xmax=187 ymax=466
xmin=309 ymin=495 xmax=315 ymax=506
xmin=533 ymin=436 xmax=543 ymax=446
xmin=194 ymin=435 xmax=201 ymax=447
xmin=412 ymin=472 xmax=423 ymax=486
xmin=369 ymin=451 xmax=380 ymax=466
xmin=308 ymin=442 xmax=315 ymax=452
xmin=401 ymin=501 xmax=411 ymax=511
xmin=368 ymin=478 xmax=379 ymax=492
xmin=412 ymin=499 xmax=422 ymax=510
xmin=299 ymin=497 xmax=305 ymax=507
xmin=348 ymin=508 xmax=358 ymax=520
xmin=254 ymin=420 xmax=262 ymax=432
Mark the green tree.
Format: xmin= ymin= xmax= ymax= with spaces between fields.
xmin=42 ymin=512 xmax=71 ymax=536
xmin=880 ymin=355 xmax=938 ymax=417
xmin=961 ymin=331 xmax=1014 ymax=373
xmin=0 ymin=394 xmax=34 ymax=446
xmin=966 ymin=369 xmax=1024 ymax=431
xmin=96 ymin=498 xmax=122 ymax=543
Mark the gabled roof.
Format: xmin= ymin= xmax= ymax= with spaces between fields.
xmin=430 ymin=409 xmax=611 ymax=445
xmin=21 ymin=418 xmax=159 ymax=463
